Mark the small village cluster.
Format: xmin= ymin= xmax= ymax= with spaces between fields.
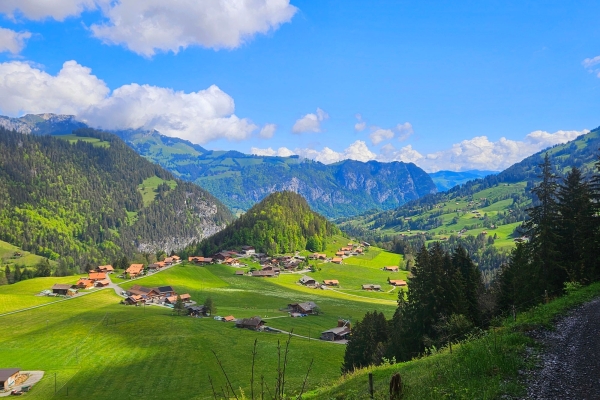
xmin=123 ymin=284 xmax=191 ymax=308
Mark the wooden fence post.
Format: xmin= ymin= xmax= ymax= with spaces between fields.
xmin=369 ymin=372 xmax=374 ymax=398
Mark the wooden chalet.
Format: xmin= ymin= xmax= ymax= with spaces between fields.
xmin=331 ymin=257 xmax=343 ymax=264
xmin=320 ymin=326 xmax=350 ymax=341
xmin=389 ymin=280 xmax=407 ymax=287
xmin=126 ymin=264 xmax=144 ymax=278
xmin=335 ymin=251 xmax=344 ymax=257
xmin=165 ymin=294 xmax=191 ymax=304
xmin=187 ymin=305 xmax=206 ymax=317
xmin=97 ymin=265 xmax=114 ymax=273
xmin=223 ymin=315 xmax=236 ymax=322
xmin=148 ymin=261 xmax=166 ymax=271
xmin=126 ymin=285 xmax=159 ymax=298
xmin=362 ymin=284 xmax=381 ymax=291
xmin=299 ymin=276 xmax=316 ymax=286
xmin=0 ymin=368 xmax=21 ymax=391
xmin=235 ymin=316 xmax=265 ymax=331
xmin=234 ymin=270 xmax=245 ymax=276
xmin=252 ymin=270 xmax=276 ymax=277
xmin=75 ymin=278 xmax=94 ymax=289
xmin=223 ymin=257 xmax=240 ymax=266
xmin=288 ymin=301 xmax=318 ymax=314
xmin=156 ymin=286 xmax=176 ymax=297
xmin=51 ymin=283 xmax=73 ymax=296
xmin=124 ymin=295 xmax=144 ymax=305
xmin=95 ymin=279 xmax=110 ymax=287
xmin=88 ymin=272 xmax=107 ymax=281
xmin=323 ymin=280 xmax=339 ymax=286
xmin=188 ymin=256 xmax=213 ymax=265
xmin=213 ymin=252 xmax=231 ymax=261
xmin=241 ymin=246 xmax=256 ymax=255
xmin=310 ymin=253 xmax=327 ymax=260
xmin=163 ymin=257 xmax=174 ymax=266
xmin=384 ymin=266 xmax=399 ymax=272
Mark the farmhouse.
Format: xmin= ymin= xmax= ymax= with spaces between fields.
xmin=223 ymin=257 xmax=240 ymax=266
xmin=310 ymin=253 xmax=327 ymax=260
xmin=299 ymin=276 xmax=316 ymax=286
xmin=213 ymin=252 xmax=231 ymax=261
xmin=156 ymin=286 xmax=176 ymax=297
xmin=165 ymin=294 xmax=191 ymax=304
xmin=389 ymin=280 xmax=407 ymax=287
xmin=75 ymin=278 xmax=94 ymax=289
xmin=97 ymin=265 xmax=114 ymax=273
xmin=331 ymin=257 xmax=343 ymax=264
xmin=124 ymin=295 xmax=144 ymax=305
xmin=189 ymin=256 xmax=213 ymax=265
xmin=234 ymin=270 xmax=245 ymax=276
xmin=51 ymin=283 xmax=73 ymax=296
xmin=323 ymin=280 xmax=339 ymax=286
xmin=252 ymin=270 xmax=276 ymax=277
xmin=0 ymin=368 xmax=21 ymax=391
xmin=383 ymin=266 xmax=399 ymax=272
xmin=320 ymin=321 xmax=351 ymax=341
xmin=187 ymin=305 xmax=206 ymax=317
xmin=362 ymin=284 xmax=381 ymax=291
xmin=335 ymin=251 xmax=344 ymax=257
xmin=288 ymin=301 xmax=318 ymax=314
xmin=95 ymin=279 xmax=110 ymax=287
xmin=88 ymin=272 xmax=107 ymax=281
xmin=126 ymin=264 xmax=144 ymax=278
xmin=236 ymin=317 xmax=265 ymax=331
xmin=127 ymin=285 xmax=159 ymax=298
xmin=241 ymin=245 xmax=256 ymax=255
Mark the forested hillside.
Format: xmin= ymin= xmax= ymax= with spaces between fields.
xmin=188 ymin=191 xmax=340 ymax=256
xmin=0 ymin=127 xmax=232 ymax=273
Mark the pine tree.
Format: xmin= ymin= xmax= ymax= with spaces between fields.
xmin=524 ymin=153 xmax=562 ymax=295
xmin=204 ymin=297 xmax=215 ymax=315
xmin=342 ymin=311 xmax=389 ymax=373
xmin=173 ymin=295 xmax=184 ymax=316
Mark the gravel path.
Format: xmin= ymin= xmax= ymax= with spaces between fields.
xmin=523 ymin=296 xmax=600 ymax=399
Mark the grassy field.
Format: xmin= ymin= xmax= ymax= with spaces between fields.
xmin=304 ymin=281 xmax=600 ymax=399
xmin=0 ymin=258 xmax=405 ymax=399
xmin=54 ymin=134 xmax=110 ymax=148
xmin=137 ymin=176 xmax=178 ymax=207
xmin=0 ymin=276 xmax=80 ymax=314
xmin=0 ymin=240 xmax=56 ymax=268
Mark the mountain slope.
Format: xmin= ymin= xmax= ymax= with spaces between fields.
xmin=0 ymin=127 xmax=232 ymax=269
xmin=429 ymin=170 xmax=498 ymax=191
xmin=340 ymin=127 xmax=600 ymax=246
xmin=190 ymin=191 xmax=341 ymax=255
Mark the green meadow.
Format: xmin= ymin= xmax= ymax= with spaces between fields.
xmin=0 ymin=240 xmax=56 ymax=269
xmin=1 ymin=254 xmax=405 ymax=398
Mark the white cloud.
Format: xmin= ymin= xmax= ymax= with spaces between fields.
xmin=396 ymin=122 xmax=414 ymax=141
xmin=294 ymin=140 xmax=376 ymax=164
xmin=0 ymin=60 xmax=257 ymax=144
xmin=259 ymin=123 xmax=277 ymax=138
xmin=582 ymin=55 xmax=600 ymax=78
xmin=0 ymin=60 xmax=109 ymax=115
xmin=379 ymin=143 xmax=424 ymax=164
xmin=250 ymin=146 xmax=295 ymax=157
xmin=354 ymin=113 xmax=366 ymax=131
xmin=90 ymin=0 xmax=297 ymax=56
xmin=292 ymin=107 xmax=329 ymax=134
xmin=369 ymin=128 xmax=394 ymax=144
xmin=0 ymin=0 xmax=98 ymax=21
xmin=0 ymin=28 xmax=31 ymax=54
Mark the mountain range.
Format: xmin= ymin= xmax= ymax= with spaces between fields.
xmin=0 ymin=114 xmax=438 ymax=218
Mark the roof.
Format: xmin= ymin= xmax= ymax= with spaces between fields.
xmin=157 ymin=285 xmax=174 ymax=293
xmin=252 ymin=270 xmax=275 ymax=277
xmin=332 ymin=257 xmax=343 ymax=263
xmin=126 ymin=264 xmax=144 ymax=274
xmin=323 ymin=280 xmax=339 ymax=285
xmin=384 ymin=266 xmax=399 ymax=270
xmin=223 ymin=315 xmax=236 ymax=322
xmin=322 ymin=326 xmax=350 ymax=335
xmin=96 ymin=279 xmax=110 ymax=285
xmin=88 ymin=272 xmax=106 ymax=280
xmin=0 ymin=368 xmax=20 ymax=381
xmin=235 ymin=270 xmax=245 ymax=275
xmin=98 ymin=265 xmax=114 ymax=271
xmin=52 ymin=284 xmax=72 ymax=290
xmin=76 ymin=278 xmax=93 ymax=285
xmin=299 ymin=275 xmax=315 ymax=284
xmin=389 ymin=280 xmax=407 ymax=286
xmin=292 ymin=301 xmax=317 ymax=311
xmin=236 ymin=317 xmax=263 ymax=327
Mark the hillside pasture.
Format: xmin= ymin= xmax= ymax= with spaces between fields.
xmin=0 ymin=240 xmax=57 ymax=268
xmin=137 ymin=175 xmax=178 ymax=207
xmin=0 ymin=275 xmax=79 ymax=314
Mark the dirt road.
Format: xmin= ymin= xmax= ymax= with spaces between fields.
xmin=524 ymin=296 xmax=600 ymax=399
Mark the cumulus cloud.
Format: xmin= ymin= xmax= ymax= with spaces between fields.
xmin=582 ymin=55 xmax=600 ymax=78
xmin=354 ymin=113 xmax=366 ymax=131
xmin=0 ymin=27 xmax=31 ymax=54
xmin=379 ymin=130 xmax=589 ymax=172
xmin=0 ymin=60 xmax=109 ymax=115
xmin=0 ymin=0 xmax=98 ymax=21
xmin=90 ymin=0 xmax=297 ymax=56
xmin=259 ymin=123 xmax=277 ymax=138
xmin=0 ymin=60 xmax=258 ymax=144
xmin=396 ymin=122 xmax=414 ymax=141
xmin=292 ymin=107 xmax=329 ymax=134
xmin=295 ymin=140 xmax=376 ymax=164
xmin=369 ymin=128 xmax=394 ymax=144
xmin=250 ymin=146 xmax=295 ymax=157
xmin=273 ymin=129 xmax=589 ymax=172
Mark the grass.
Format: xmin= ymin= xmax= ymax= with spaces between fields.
xmin=54 ymin=134 xmax=110 ymax=148
xmin=0 ymin=240 xmax=56 ymax=268
xmin=137 ymin=176 xmax=178 ymax=207
xmin=304 ymin=281 xmax=600 ymax=399
xmin=0 ymin=276 xmax=80 ymax=314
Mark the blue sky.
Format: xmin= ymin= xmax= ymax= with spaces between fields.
xmin=0 ymin=0 xmax=599 ymax=171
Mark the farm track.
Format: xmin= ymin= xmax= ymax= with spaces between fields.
xmin=523 ymin=296 xmax=600 ymax=399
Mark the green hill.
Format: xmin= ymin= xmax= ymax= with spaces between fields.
xmin=191 ymin=191 xmax=341 ymax=255
xmin=429 ymin=169 xmax=498 ymax=191
xmin=0 ymin=127 xmax=232 ymax=271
